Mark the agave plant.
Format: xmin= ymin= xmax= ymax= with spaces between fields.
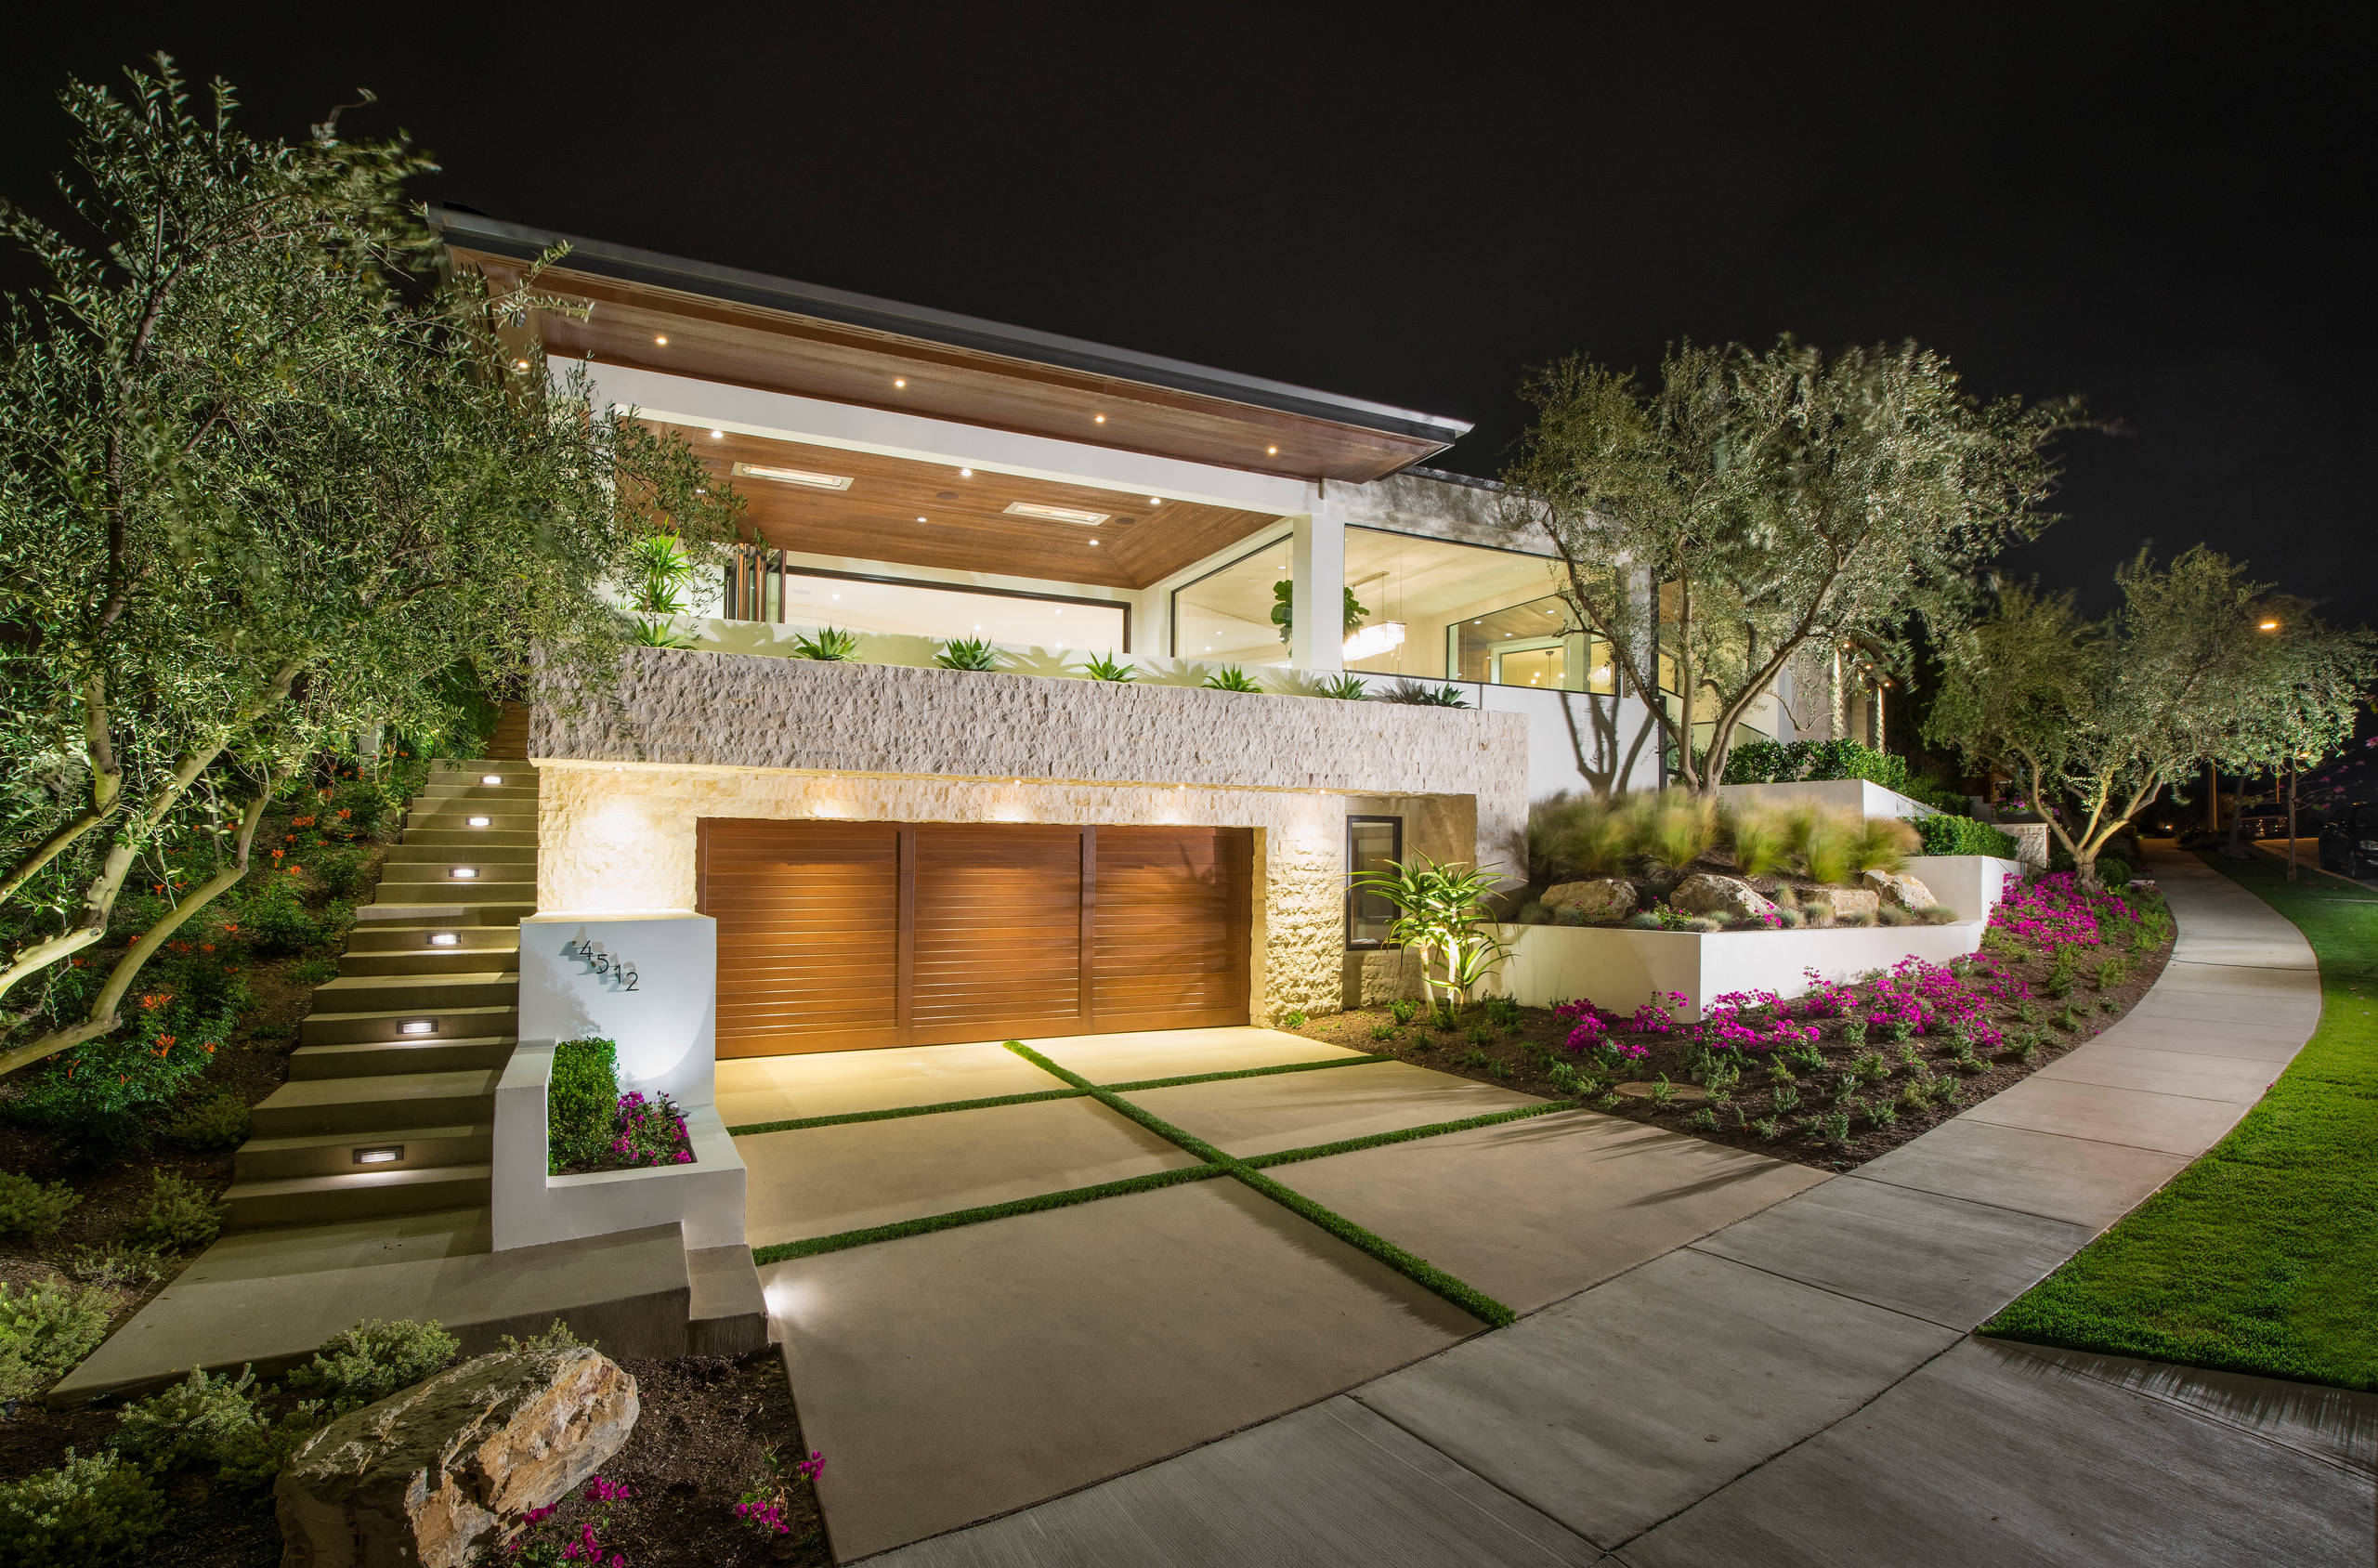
xmin=935 ymin=636 xmax=1000 ymax=671
xmin=792 ymin=626 xmax=862 ymax=661
xmin=1379 ymin=681 xmax=1470 ymax=708
xmin=1314 ymin=673 xmax=1369 ymax=700
xmin=629 ymin=616 xmax=693 ymax=649
xmin=1202 ymin=665 xmax=1261 ymax=692
xmin=1082 ymin=652 xmax=1137 ymax=683
xmin=1350 ymin=854 xmax=1513 ymax=1008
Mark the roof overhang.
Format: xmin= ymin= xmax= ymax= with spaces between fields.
xmin=435 ymin=208 xmax=1470 ymax=484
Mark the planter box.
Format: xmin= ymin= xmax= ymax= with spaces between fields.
xmin=497 ymin=910 xmax=746 ymax=1252
xmin=1903 ymin=855 xmax=2027 ymax=923
xmin=492 ymin=1042 xmax=747 ymax=1251
xmin=1717 ymin=779 xmax=1937 ymax=822
xmin=1483 ymin=919 xmax=1985 ymax=1023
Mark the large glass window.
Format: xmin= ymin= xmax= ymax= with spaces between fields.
xmin=1347 ymin=816 xmax=1404 ymax=947
xmin=1342 ymin=529 xmax=1576 ymax=687
xmin=748 ymin=567 xmax=1128 ymax=651
xmin=1171 ymin=538 xmax=1295 ymax=665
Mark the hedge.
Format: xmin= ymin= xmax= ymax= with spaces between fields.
xmin=1722 ymin=738 xmax=1907 ymax=792
xmin=1916 ymin=814 xmax=2020 ymax=858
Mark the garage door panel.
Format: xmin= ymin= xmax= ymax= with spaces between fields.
xmin=701 ymin=819 xmax=1251 ymax=1053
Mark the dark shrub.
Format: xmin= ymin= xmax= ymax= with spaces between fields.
xmin=1915 ymin=814 xmax=2021 ymax=858
xmin=547 ymin=1038 xmax=621 ymax=1173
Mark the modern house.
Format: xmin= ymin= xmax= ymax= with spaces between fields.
xmin=437 ymin=210 xmax=1857 ymax=1054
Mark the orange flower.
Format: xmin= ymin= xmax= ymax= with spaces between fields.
xmin=337 ymin=808 xmax=352 ymax=819
xmin=203 ymin=1042 xmax=216 ymax=1054
xmin=270 ymin=848 xmax=284 ymax=860
xmin=139 ymin=992 xmax=172 ymax=1010
xmin=224 ymin=921 xmax=240 ymax=934
xmin=200 ymin=943 xmax=215 ymax=953
xmin=288 ymin=865 xmax=305 ymax=876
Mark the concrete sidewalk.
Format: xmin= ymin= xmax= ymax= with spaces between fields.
xmin=871 ymin=847 xmax=2376 ymax=1566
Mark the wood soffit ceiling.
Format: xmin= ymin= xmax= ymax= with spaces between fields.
xmin=452 ymin=247 xmax=1454 ymax=484
xmin=670 ymin=424 xmax=1282 ymax=591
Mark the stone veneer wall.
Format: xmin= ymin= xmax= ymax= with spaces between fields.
xmin=531 ymin=651 xmax=1528 ymax=1023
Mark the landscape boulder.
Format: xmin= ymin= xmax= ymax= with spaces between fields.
xmin=1666 ymin=873 xmax=1777 ymax=926
xmin=1543 ymin=878 xmax=1636 ymax=924
xmin=1862 ymin=869 xmax=1939 ymax=913
xmin=276 ymin=1340 xmax=639 ymax=1568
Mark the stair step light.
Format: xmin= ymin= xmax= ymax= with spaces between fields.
xmin=427 ymin=933 xmax=460 ymax=947
xmin=353 ymin=1145 xmax=404 ymax=1165
xmin=451 ymin=867 xmax=478 ymax=879
xmin=399 ymin=1019 xmax=438 ymax=1036
xmin=467 ymin=816 xmax=491 ymax=827
xmin=480 ymin=774 xmax=503 ymax=785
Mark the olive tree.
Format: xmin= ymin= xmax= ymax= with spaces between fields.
xmin=1924 ymin=548 xmax=2374 ymax=883
xmin=0 ymin=59 xmax=738 ymax=1075
xmin=1499 ymin=338 xmax=2081 ymax=792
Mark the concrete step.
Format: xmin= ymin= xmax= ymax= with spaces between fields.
xmin=337 ymin=947 xmax=520 ymax=977
xmin=415 ymin=782 xmax=539 ymax=804
xmin=235 ymin=1123 xmax=491 ymax=1180
xmin=301 ymin=1003 xmax=516 ymax=1047
xmin=404 ymin=815 xmax=540 ymax=838
xmin=290 ymin=1035 xmax=516 ymax=1079
xmin=344 ymin=922 xmax=521 ymax=953
xmin=379 ymin=860 xmax=533 ymax=886
xmin=385 ymin=841 xmax=537 ymax=865
xmin=351 ymin=903 xmax=531 ymax=928
xmin=427 ymin=760 xmax=537 ymax=779
xmin=686 ymin=1244 xmax=772 ymax=1358
xmin=49 ymin=1215 xmax=695 ymax=1405
xmin=311 ymin=972 xmax=517 ymax=1012
xmin=359 ymin=880 xmax=536 ymax=905
xmin=250 ymin=1070 xmax=500 ymax=1136
xmin=400 ymin=828 xmax=539 ymax=849
xmin=223 ymin=1164 xmax=493 ymax=1230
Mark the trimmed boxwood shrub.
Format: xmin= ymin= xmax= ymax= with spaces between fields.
xmin=548 ymin=1038 xmax=621 ymax=1173
xmin=1722 ymin=738 xmax=1907 ymax=793
xmin=1916 ymin=814 xmax=2020 ymax=858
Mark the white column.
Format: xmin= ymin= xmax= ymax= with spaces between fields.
xmin=1289 ymin=497 xmax=1346 ymax=673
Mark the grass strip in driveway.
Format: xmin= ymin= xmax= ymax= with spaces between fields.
xmin=751 ymin=1165 xmax=1229 ymax=1264
xmin=1982 ymin=851 xmax=2378 ymax=1390
xmin=1097 ymin=1053 xmax=1392 ymax=1092
xmin=727 ymin=1085 xmax=1088 ymax=1137
xmin=1006 ymin=1039 xmax=1520 ymax=1327
xmin=1241 ymin=1102 xmax=1574 ymax=1169
xmin=726 ymin=1054 xmax=1390 ymax=1137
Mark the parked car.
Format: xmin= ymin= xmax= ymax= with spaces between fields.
xmin=2319 ymin=801 xmax=2378 ymax=879
xmin=2231 ymin=805 xmax=2292 ymax=841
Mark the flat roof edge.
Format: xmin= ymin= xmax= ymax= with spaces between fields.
xmin=433 ymin=208 xmax=1473 ymax=448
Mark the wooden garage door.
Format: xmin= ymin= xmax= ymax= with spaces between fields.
xmin=699 ymin=820 xmax=1251 ymax=1055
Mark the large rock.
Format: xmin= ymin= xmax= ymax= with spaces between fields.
xmin=1862 ymin=869 xmax=1939 ymax=913
xmin=1667 ymin=873 xmax=1777 ymax=925
xmin=1542 ymin=878 xmax=1636 ymax=923
xmin=276 ymin=1342 xmax=639 ymax=1568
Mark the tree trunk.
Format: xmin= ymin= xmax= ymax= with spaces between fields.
xmin=2221 ymin=773 xmax=2254 ymax=860
xmin=2287 ymin=756 xmax=2299 ymax=881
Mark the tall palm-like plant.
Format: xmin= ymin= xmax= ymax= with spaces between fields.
xmin=1351 ymin=855 xmax=1513 ymax=1009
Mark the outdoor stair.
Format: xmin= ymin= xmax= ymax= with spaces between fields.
xmin=230 ymin=759 xmax=537 ymax=1232
xmin=485 ymin=701 xmax=530 ymax=761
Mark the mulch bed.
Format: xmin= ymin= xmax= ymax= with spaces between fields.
xmin=1284 ymin=908 xmax=2175 ymax=1174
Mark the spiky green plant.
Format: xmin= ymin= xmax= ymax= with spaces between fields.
xmin=1380 ymin=681 xmax=1470 ymax=707
xmin=793 ymin=626 xmax=862 ymax=661
xmin=1350 ymin=854 xmax=1513 ymax=1008
xmin=1315 ymin=673 xmax=1369 ymax=700
xmin=1528 ymin=792 xmax=1635 ymax=879
xmin=1203 ymin=665 xmax=1261 ymax=692
xmin=1081 ymin=652 xmax=1136 ymax=683
xmin=624 ymin=532 xmax=695 ymax=615
xmin=629 ymin=616 xmax=693 ymax=648
xmin=934 ymin=636 xmax=999 ymax=671
xmin=1792 ymin=803 xmax=1855 ymax=884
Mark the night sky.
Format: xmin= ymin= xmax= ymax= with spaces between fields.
xmin=6 ymin=5 xmax=2371 ymax=625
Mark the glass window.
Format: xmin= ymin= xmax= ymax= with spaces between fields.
xmin=751 ymin=568 xmax=1128 ymax=651
xmin=1347 ymin=816 xmax=1404 ymax=947
xmin=1172 ymin=538 xmax=1294 ymax=665
xmin=1449 ymin=592 xmax=1618 ymax=693
xmin=1342 ymin=528 xmax=1571 ymax=685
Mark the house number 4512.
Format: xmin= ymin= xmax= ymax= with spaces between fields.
xmin=561 ymin=936 xmax=640 ymax=992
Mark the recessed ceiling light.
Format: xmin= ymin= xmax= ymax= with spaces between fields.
xmin=1004 ymin=502 xmax=1110 ymax=526
xmin=1148 ymin=497 xmax=1162 ymax=506
xmin=733 ymin=463 xmax=854 ymax=490
xmin=895 ymin=377 xmax=907 ymax=387
xmin=916 ymin=516 xmax=928 ymax=523
xmin=654 ymin=334 xmax=668 ymax=346
xmin=1088 ymin=539 xmax=1099 ymax=546
xmin=1093 ymin=413 xmax=1105 ymax=424
xmin=960 ymin=467 xmax=973 ymax=477
xmin=1266 ymin=445 xmax=1278 ymax=455
xmin=514 ymin=359 xmax=529 ymax=370
xmin=709 ymin=429 xmax=724 ymax=439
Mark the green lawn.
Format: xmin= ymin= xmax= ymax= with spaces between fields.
xmin=1982 ymin=850 xmax=2378 ymax=1390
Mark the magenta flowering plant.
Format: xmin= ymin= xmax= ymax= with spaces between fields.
xmin=1552 ymin=998 xmax=1616 ymax=1054
xmin=502 ymin=1477 xmax=634 ymax=1567
xmin=606 ymin=1091 xmax=692 ymax=1169
xmin=735 ymin=1444 xmax=825 ymax=1543
xmin=1990 ymin=871 xmax=2133 ymax=952
xmin=1698 ymin=988 xmax=1822 ymax=1052
xmin=1629 ymin=991 xmax=1689 ymax=1035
